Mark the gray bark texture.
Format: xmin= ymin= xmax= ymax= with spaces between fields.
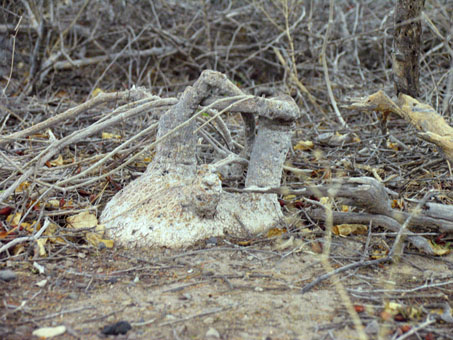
xmin=392 ymin=0 xmax=425 ymax=97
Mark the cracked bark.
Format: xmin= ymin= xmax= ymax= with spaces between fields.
xmin=392 ymin=0 xmax=425 ymax=97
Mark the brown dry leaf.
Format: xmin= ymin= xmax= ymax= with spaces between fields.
xmin=67 ymin=211 xmax=98 ymax=230
xmin=352 ymin=134 xmax=361 ymax=143
xmin=35 ymin=238 xmax=47 ymax=257
xmin=13 ymin=244 xmax=25 ymax=255
xmin=86 ymin=232 xmax=114 ymax=248
xmin=386 ymin=140 xmax=399 ymax=151
xmin=311 ymin=241 xmax=323 ymax=254
xmin=267 ymin=227 xmax=287 ymax=238
xmin=354 ymin=305 xmax=365 ymax=313
xmin=43 ymin=222 xmax=66 ymax=243
xmin=55 ymin=90 xmax=68 ymax=98
xmin=5 ymin=214 xmax=40 ymax=233
xmin=47 ymin=199 xmax=73 ymax=209
xmin=23 ymin=221 xmax=41 ymax=233
xmin=391 ymin=199 xmax=405 ymax=209
xmin=15 ymin=181 xmax=30 ymax=193
xmin=428 ymin=240 xmax=450 ymax=256
xmin=371 ymin=250 xmax=387 ymax=259
xmin=28 ymin=133 xmax=49 ymax=139
xmin=6 ymin=213 xmax=22 ymax=225
xmin=380 ymin=311 xmax=392 ymax=321
xmin=67 ymin=212 xmax=113 ymax=248
xmin=294 ymin=140 xmax=314 ymax=151
xmin=384 ymin=301 xmax=422 ymax=320
xmin=48 ymin=154 xmax=64 ymax=167
xmin=332 ymin=224 xmax=367 ymax=237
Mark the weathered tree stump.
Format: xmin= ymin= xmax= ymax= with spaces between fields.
xmin=101 ymin=71 xmax=300 ymax=248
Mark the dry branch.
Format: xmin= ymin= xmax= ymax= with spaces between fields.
xmin=348 ymin=90 xmax=453 ymax=163
xmin=233 ymin=176 xmax=452 ymax=254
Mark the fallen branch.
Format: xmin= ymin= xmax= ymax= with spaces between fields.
xmin=347 ymin=90 xmax=453 ymax=163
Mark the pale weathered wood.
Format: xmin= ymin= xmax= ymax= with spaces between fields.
xmin=101 ymin=70 xmax=300 ymax=248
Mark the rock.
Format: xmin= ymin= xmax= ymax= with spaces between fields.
xmin=0 ymin=270 xmax=17 ymax=282
xmin=32 ymin=325 xmax=66 ymax=338
xmin=205 ymin=327 xmax=220 ymax=339
xmin=101 ymin=321 xmax=131 ymax=336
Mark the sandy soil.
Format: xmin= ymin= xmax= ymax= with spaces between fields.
xmin=2 ymin=235 xmax=453 ymax=340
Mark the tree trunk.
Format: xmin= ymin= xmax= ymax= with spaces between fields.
xmin=392 ymin=0 xmax=425 ymax=97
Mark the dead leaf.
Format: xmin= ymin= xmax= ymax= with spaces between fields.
xmin=102 ymin=132 xmax=122 ymax=140
xmin=0 ymin=206 xmax=12 ymax=215
xmin=86 ymin=233 xmax=113 ymax=248
xmin=6 ymin=213 xmax=22 ymax=225
xmin=15 ymin=181 xmax=30 ymax=193
xmin=311 ymin=241 xmax=323 ymax=254
xmin=332 ymin=224 xmax=368 ymax=237
xmin=294 ymin=140 xmax=314 ymax=151
xmin=428 ymin=240 xmax=450 ymax=256
xmin=386 ymin=140 xmax=399 ymax=151
xmin=67 ymin=211 xmax=98 ymax=230
xmin=92 ymin=88 xmax=104 ymax=97
xmin=267 ymin=227 xmax=287 ymax=238
xmin=48 ymin=154 xmax=64 ymax=167
xmin=35 ymin=238 xmax=47 ymax=257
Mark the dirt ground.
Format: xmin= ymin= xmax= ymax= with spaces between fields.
xmin=2 ymin=234 xmax=453 ymax=340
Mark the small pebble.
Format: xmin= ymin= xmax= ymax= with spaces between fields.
xmin=101 ymin=321 xmax=131 ymax=336
xmin=206 ymin=237 xmax=218 ymax=246
xmin=32 ymin=325 xmax=66 ymax=338
xmin=36 ymin=279 xmax=47 ymax=287
xmin=205 ymin=327 xmax=220 ymax=339
xmin=0 ymin=270 xmax=17 ymax=282
xmin=203 ymin=316 xmax=214 ymax=324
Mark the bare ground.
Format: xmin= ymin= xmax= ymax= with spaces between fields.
xmin=2 ymin=234 xmax=453 ymax=339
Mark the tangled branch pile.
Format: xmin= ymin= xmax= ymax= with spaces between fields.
xmin=0 ymin=0 xmax=452 ymax=252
